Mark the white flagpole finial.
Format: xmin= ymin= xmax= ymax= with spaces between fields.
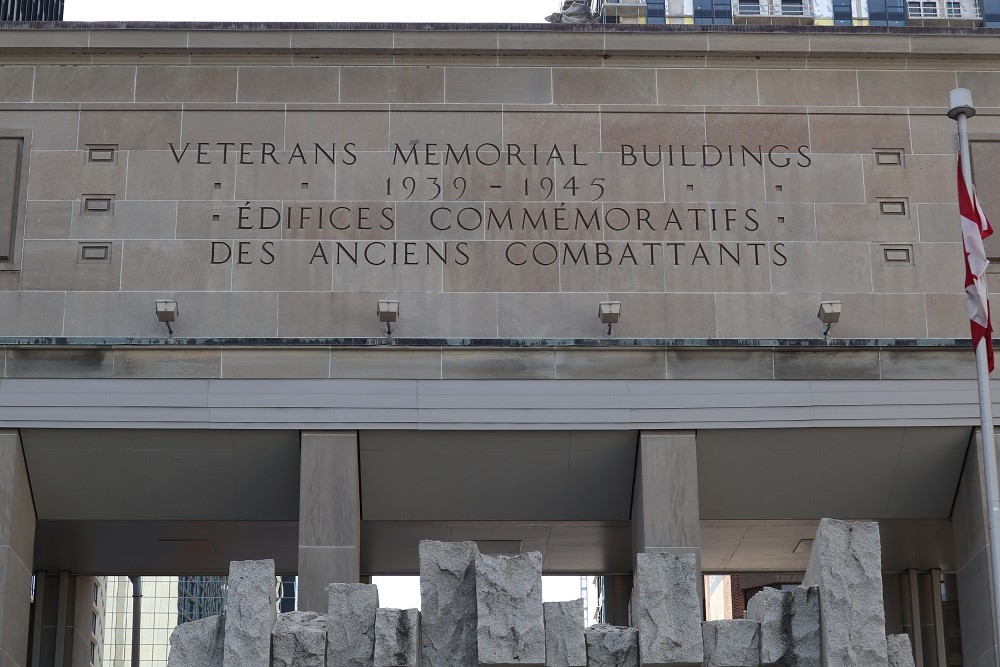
xmin=949 ymin=87 xmax=976 ymax=120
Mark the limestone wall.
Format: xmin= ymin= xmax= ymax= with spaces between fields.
xmin=0 ymin=26 xmax=992 ymax=345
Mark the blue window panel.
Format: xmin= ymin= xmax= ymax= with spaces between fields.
xmin=647 ymin=0 xmax=667 ymax=21
xmin=832 ymin=0 xmax=853 ymax=22
xmin=869 ymin=0 xmax=907 ymax=24
xmin=694 ymin=0 xmax=733 ymax=22
xmin=984 ymin=0 xmax=1000 ymax=25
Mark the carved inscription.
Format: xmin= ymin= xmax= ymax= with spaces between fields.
xmin=168 ymin=139 xmax=810 ymax=273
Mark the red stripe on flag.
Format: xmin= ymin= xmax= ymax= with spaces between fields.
xmin=959 ymin=154 xmax=995 ymax=372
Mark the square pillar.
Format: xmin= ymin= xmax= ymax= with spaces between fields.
xmin=952 ymin=428 xmax=999 ymax=666
xmin=298 ymin=431 xmax=361 ymax=612
xmin=0 ymin=431 xmax=36 ymax=667
xmin=633 ymin=431 xmax=701 ymax=569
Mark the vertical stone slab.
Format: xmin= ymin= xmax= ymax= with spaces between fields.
xmin=585 ymin=625 xmax=638 ymax=667
xmin=299 ymin=431 xmax=361 ymax=612
xmin=632 ymin=552 xmax=703 ymax=666
xmin=802 ymin=519 xmax=889 ymax=667
xmin=168 ymin=615 xmax=225 ymax=667
xmin=633 ymin=432 xmax=701 ymax=562
xmin=701 ymin=621 xmax=761 ymax=667
xmin=0 ymin=431 xmax=35 ymax=667
xmin=375 ymin=608 xmax=421 ymax=667
xmin=886 ymin=634 xmax=916 ymax=667
xmin=223 ymin=559 xmax=276 ymax=667
xmin=952 ymin=428 xmax=999 ymax=667
xmin=271 ymin=611 xmax=326 ymax=667
xmin=476 ymin=551 xmax=545 ymax=666
xmin=745 ymin=586 xmax=820 ymax=667
xmin=543 ymin=599 xmax=586 ymax=667
xmin=328 ymin=583 xmax=379 ymax=667
xmin=420 ymin=540 xmax=480 ymax=667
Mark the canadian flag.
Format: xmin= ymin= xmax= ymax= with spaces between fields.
xmin=959 ymin=152 xmax=994 ymax=372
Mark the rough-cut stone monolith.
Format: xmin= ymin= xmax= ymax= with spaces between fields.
xmin=886 ymin=634 xmax=916 ymax=667
xmin=745 ymin=586 xmax=821 ymax=667
xmin=476 ymin=551 xmax=545 ymax=665
xmin=544 ymin=600 xmax=586 ymax=666
xmin=420 ymin=540 xmax=480 ymax=667
xmin=223 ymin=559 xmax=276 ymax=667
xmin=632 ymin=552 xmax=703 ymax=666
xmin=328 ymin=583 xmax=379 ymax=667
xmin=168 ymin=614 xmax=225 ymax=667
xmin=585 ymin=625 xmax=638 ymax=667
xmin=272 ymin=611 xmax=326 ymax=667
xmin=375 ymin=608 xmax=421 ymax=667
xmin=702 ymin=621 xmax=761 ymax=667
xmin=802 ymin=519 xmax=889 ymax=667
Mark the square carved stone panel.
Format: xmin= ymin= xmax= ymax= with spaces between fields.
xmin=0 ymin=132 xmax=28 ymax=267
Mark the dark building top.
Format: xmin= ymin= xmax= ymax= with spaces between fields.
xmin=0 ymin=0 xmax=63 ymax=21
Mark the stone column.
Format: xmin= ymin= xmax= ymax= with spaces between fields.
xmin=632 ymin=431 xmax=701 ymax=570
xmin=952 ymin=428 xmax=999 ymax=666
xmin=298 ymin=431 xmax=361 ymax=612
xmin=0 ymin=431 xmax=35 ymax=667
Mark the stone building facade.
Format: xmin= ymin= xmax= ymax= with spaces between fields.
xmin=0 ymin=19 xmax=996 ymax=667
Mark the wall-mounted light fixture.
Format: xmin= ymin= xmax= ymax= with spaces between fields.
xmin=377 ymin=300 xmax=399 ymax=336
xmin=817 ymin=300 xmax=842 ymax=340
xmin=598 ymin=301 xmax=621 ymax=336
xmin=155 ymin=299 xmax=179 ymax=337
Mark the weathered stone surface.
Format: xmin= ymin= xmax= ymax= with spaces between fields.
xmin=375 ymin=608 xmax=421 ymax=667
xmin=585 ymin=624 xmax=638 ymax=667
xmin=272 ymin=611 xmax=327 ymax=667
xmin=543 ymin=600 xmax=586 ymax=667
xmin=420 ymin=540 xmax=480 ymax=667
xmin=168 ymin=614 xmax=225 ymax=667
xmin=702 ymin=621 xmax=761 ymax=667
xmin=328 ymin=583 xmax=379 ymax=667
xmin=223 ymin=559 xmax=276 ymax=667
xmin=745 ymin=586 xmax=820 ymax=667
xmin=886 ymin=634 xmax=916 ymax=667
xmin=632 ymin=552 xmax=703 ymax=666
xmin=802 ymin=519 xmax=889 ymax=667
xmin=476 ymin=551 xmax=545 ymax=666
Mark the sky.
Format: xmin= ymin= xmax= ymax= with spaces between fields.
xmin=64 ymin=0 xmax=550 ymax=23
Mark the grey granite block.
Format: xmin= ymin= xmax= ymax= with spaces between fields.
xmin=476 ymin=551 xmax=545 ymax=666
xmin=802 ymin=519 xmax=888 ymax=667
xmin=585 ymin=625 xmax=638 ymax=667
xmin=544 ymin=599 xmax=586 ymax=666
xmin=375 ymin=608 xmax=421 ymax=667
xmin=886 ymin=634 xmax=916 ymax=667
xmin=271 ymin=611 xmax=326 ymax=667
xmin=328 ymin=583 xmax=379 ymax=667
xmin=168 ymin=614 xmax=225 ymax=667
xmin=420 ymin=540 xmax=480 ymax=667
xmin=745 ymin=586 xmax=820 ymax=667
xmin=223 ymin=560 xmax=276 ymax=667
xmin=702 ymin=620 xmax=761 ymax=667
xmin=633 ymin=552 xmax=703 ymax=666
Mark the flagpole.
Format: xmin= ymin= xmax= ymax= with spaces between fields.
xmin=949 ymin=87 xmax=1000 ymax=648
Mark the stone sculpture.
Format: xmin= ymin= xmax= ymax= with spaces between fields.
xmin=745 ymin=585 xmax=820 ymax=667
xmin=166 ymin=518 xmax=917 ymax=667
xmin=420 ymin=540 xmax=480 ymax=667
xmin=802 ymin=518 xmax=889 ymax=667
xmin=328 ymin=583 xmax=379 ymax=667
xmin=544 ymin=599 xmax=587 ymax=667
xmin=272 ymin=611 xmax=326 ymax=667
xmin=223 ymin=559 xmax=276 ymax=667
xmin=476 ymin=551 xmax=546 ymax=665
xmin=375 ymin=608 xmax=421 ymax=667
